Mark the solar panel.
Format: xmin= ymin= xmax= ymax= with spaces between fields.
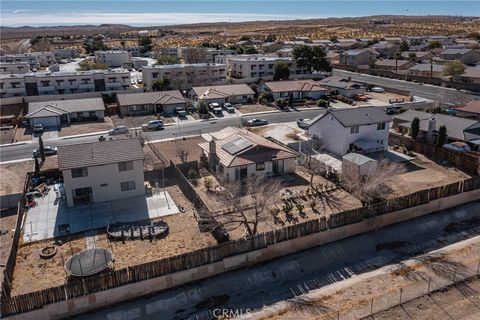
xmin=222 ymin=137 xmax=253 ymax=155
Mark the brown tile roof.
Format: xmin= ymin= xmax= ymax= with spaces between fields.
xmin=117 ymin=91 xmax=187 ymax=106
xmin=191 ymin=84 xmax=254 ymax=99
xmin=199 ymin=127 xmax=297 ymax=167
xmin=262 ymin=80 xmax=329 ymax=93
xmin=58 ymin=138 xmax=144 ymax=170
xmin=454 ymin=100 xmax=480 ymax=115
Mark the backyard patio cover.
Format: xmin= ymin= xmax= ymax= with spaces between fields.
xmin=352 ymin=140 xmax=384 ymax=152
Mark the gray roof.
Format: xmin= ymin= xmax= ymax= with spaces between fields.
xmin=117 ymin=91 xmax=187 ymax=106
xmin=58 ymin=138 xmax=144 ymax=170
xmin=410 ymin=63 xmax=445 ymax=72
xmin=27 ymin=98 xmax=104 ymax=118
xmin=312 ymin=106 xmax=391 ymax=127
xmin=320 ymin=76 xmax=365 ymax=90
xmin=440 ymin=48 xmax=474 ymax=55
xmin=342 ymin=152 xmax=376 ymax=165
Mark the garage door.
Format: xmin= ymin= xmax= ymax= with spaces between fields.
xmin=32 ymin=116 xmax=59 ymax=127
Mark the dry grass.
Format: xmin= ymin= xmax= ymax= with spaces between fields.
xmin=237 ymin=104 xmax=277 ymax=114
xmin=57 ymin=118 xmax=114 ymax=137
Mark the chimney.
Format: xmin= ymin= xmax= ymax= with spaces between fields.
xmin=347 ymin=76 xmax=352 ymax=82
xmin=426 ymin=118 xmax=436 ymax=143
xmin=209 ymin=137 xmax=217 ymax=168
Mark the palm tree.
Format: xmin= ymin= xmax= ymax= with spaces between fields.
xmin=429 ymin=57 xmax=434 ymax=84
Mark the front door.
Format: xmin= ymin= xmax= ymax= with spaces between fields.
xmin=240 ymin=167 xmax=248 ymax=180
xmin=272 ymin=160 xmax=284 ymax=175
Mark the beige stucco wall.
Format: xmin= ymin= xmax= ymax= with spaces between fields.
xmin=63 ymin=159 xmax=145 ymax=207
xmin=7 ymin=188 xmax=480 ymax=320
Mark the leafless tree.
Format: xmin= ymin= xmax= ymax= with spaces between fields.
xmin=341 ymin=159 xmax=405 ymax=206
xmin=174 ymin=141 xmax=189 ymax=163
xmin=214 ymin=177 xmax=282 ymax=236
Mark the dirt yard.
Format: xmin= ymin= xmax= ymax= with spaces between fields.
xmin=0 ymin=157 xmax=57 ymax=196
xmin=13 ymin=127 xmax=32 ymax=142
xmin=385 ymin=153 xmax=471 ymax=198
xmin=237 ymin=104 xmax=277 ymax=114
xmin=10 ymin=183 xmax=215 ymax=295
xmin=0 ymin=128 xmax=14 ymax=144
xmin=0 ymin=211 xmax=17 ymax=286
xmin=150 ymin=136 xmax=207 ymax=165
xmin=368 ymin=92 xmax=411 ymax=103
xmin=58 ymin=118 xmax=114 ymax=137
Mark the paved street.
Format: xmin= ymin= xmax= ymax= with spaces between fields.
xmin=77 ymin=201 xmax=480 ymax=320
xmin=0 ymin=109 xmax=324 ymax=162
xmin=333 ymin=69 xmax=479 ymax=104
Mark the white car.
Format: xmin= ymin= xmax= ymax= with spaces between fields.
xmin=371 ymin=86 xmax=385 ymax=93
xmin=108 ymin=126 xmax=129 ymax=135
xmin=209 ymin=103 xmax=223 ymax=114
xmin=296 ymin=118 xmax=311 ymax=129
xmin=141 ymin=120 xmax=164 ymax=131
xmin=33 ymin=146 xmax=57 ymax=158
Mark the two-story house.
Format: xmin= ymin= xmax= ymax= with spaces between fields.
xmin=307 ymin=106 xmax=391 ymax=156
xmin=58 ymin=139 xmax=145 ymax=207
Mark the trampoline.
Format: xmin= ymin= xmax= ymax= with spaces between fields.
xmin=65 ymin=248 xmax=114 ymax=277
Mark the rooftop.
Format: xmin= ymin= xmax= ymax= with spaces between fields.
xmin=454 ymin=100 xmax=480 ymax=115
xmin=312 ymin=106 xmax=392 ymax=127
xmin=117 ymin=90 xmax=187 ymax=106
xmin=27 ymin=98 xmax=104 ymax=118
xmin=261 ymin=79 xmax=329 ymax=93
xmin=191 ymin=84 xmax=254 ymax=98
xmin=342 ymin=152 xmax=376 ymax=165
xmin=57 ymin=138 xmax=144 ymax=171
xmin=143 ymin=63 xmax=226 ymax=70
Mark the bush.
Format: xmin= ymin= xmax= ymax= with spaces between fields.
xmin=203 ymin=177 xmax=213 ymax=191
xmin=317 ymin=99 xmax=328 ymax=108
xmin=275 ymin=99 xmax=288 ymax=108
xmin=336 ymin=95 xmax=354 ymax=105
xmin=187 ymin=167 xmax=197 ymax=180
xmin=258 ymin=91 xmax=273 ymax=104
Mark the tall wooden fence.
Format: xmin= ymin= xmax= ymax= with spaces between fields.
xmin=389 ymin=133 xmax=480 ymax=175
xmin=1 ymin=176 xmax=480 ymax=317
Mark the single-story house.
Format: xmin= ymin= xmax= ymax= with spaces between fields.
xmin=257 ymin=80 xmax=330 ymax=100
xmin=26 ymin=98 xmax=105 ymax=127
xmin=439 ymin=49 xmax=480 ymax=65
xmin=308 ymin=106 xmax=391 ymax=156
xmin=319 ymin=76 xmax=366 ymax=98
xmin=187 ymin=84 xmax=255 ymax=106
xmin=117 ymin=90 xmax=189 ymax=116
xmin=199 ymin=127 xmax=297 ymax=182
xmin=374 ymin=59 xmax=416 ymax=71
xmin=392 ymin=109 xmax=480 ymax=146
xmin=408 ymin=63 xmax=445 ymax=79
xmin=453 ymin=100 xmax=480 ymax=119
xmin=401 ymin=51 xmax=433 ymax=62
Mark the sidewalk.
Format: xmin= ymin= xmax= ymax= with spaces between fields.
xmin=246 ymin=236 xmax=480 ymax=320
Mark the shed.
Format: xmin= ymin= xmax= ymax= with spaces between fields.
xmin=342 ymin=153 xmax=377 ymax=178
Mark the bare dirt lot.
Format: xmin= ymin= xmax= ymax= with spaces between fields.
xmin=0 ymin=210 xmax=17 ymax=285
xmin=150 ymin=136 xmax=207 ymax=165
xmin=13 ymin=127 xmax=32 ymax=142
xmin=58 ymin=118 xmax=114 ymax=137
xmin=0 ymin=128 xmax=14 ymax=144
xmin=367 ymin=92 xmax=411 ymax=104
xmin=385 ymin=153 xmax=471 ymax=198
xmin=0 ymin=157 xmax=57 ymax=196
xmin=237 ymin=104 xmax=277 ymax=114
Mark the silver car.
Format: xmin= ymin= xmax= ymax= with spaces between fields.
xmin=108 ymin=126 xmax=129 ymax=135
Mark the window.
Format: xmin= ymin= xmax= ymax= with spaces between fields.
xmin=120 ymin=181 xmax=136 ymax=192
xmin=350 ymin=125 xmax=359 ymax=134
xmin=377 ymin=122 xmax=386 ymax=130
xmin=71 ymin=167 xmax=88 ymax=178
xmin=100 ymin=183 xmax=108 ymax=187
xmin=118 ymin=161 xmax=134 ymax=172
xmin=256 ymin=162 xmax=265 ymax=171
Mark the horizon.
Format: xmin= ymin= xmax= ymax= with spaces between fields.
xmin=1 ymin=0 xmax=479 ymax=27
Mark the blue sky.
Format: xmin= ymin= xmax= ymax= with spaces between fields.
xmin=1 ymin=1 xmax=479 ymax=27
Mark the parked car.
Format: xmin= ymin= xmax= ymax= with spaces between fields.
xmin=385 ymin=105 xmax=402 ymax=115
xmin=33 ymin=124 xmax=44 ymax=134
xmin=209 ymin=103 xmax=223 ymax=114
xmin=108 ymin=126 xmax=129 ymax=135
xmin=175 ymin=107 xmax=187 ymax=118
xmin=223 ymin=103 xmax=235 ymax=113
xmin=33 ymin=146 xmax=57 ymax=158
xmin=247 ymin=118 xmax=268 ymax=127
xmin=141 ymin=120 xmax=164 ymax=131
xmin=296 ymin=118 xmax=311 ymax=129
xmin=371 ymin=86 xmax=385 ymax=93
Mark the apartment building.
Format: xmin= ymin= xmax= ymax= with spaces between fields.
xmin=178 ymin=47 xmax=237 ymax=64
xmin=95 ymin=50 xmax=131 ymax=67
xmin=226 ymin=56 xmax=307 ymax=82
xmin=0 ymin=62 xmax=30 ymax=75
xmin=0 ymin=69 xmax=131 ymax=98
xmin=142 ymin=63 xmax=227 ymax=90
xmin=31 ymin=52 xmax=56 ymax=67
xmin=0 ymin=54 xmax=38 ymax=68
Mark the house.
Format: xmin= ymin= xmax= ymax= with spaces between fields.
xmin=260 ymin=42 xmax=284 ymax=53
xmin=400 ymin=51 xmax=433 ymax=62
xmin=187 ymin=84 xmax=254 ymax=105
xmin=374 ymin=59 xmax=416 ymax=71
xmin=439 ymin=49 xmax=480 ymax=65
xmin=95 ymin=51 xmax=131 ymax=68
xmin=319 ymin=76 xmax=365 ymax=98
xmin=392 ymin=109 xmax=480 ymax=145
xmin=26 ymin=98 xmax=105 ymax=127
xmin=408 ymin=63 xmax=445 ymax=78
xmin=199 ymin=127 xmax=297 ymax=182
xmin=307 ymin=106 xmax=391 ymax=156
xmin=452 ymin=67 xmax=480 ymax=85
xmin=369 ymin=42 xmax=400 ymax=57
xmin=342 ymin=153 xmax=378 ymax=178
xmin=141 ymin=64 xmax=227 ymax=90
xmin=339 ymin=49 xmax=377 ymax=67
xmin=117 ymin=91 xmax=189 ymax=116
xmin=58 ymin=139 xmax=145 ymax=207
xmin=0 ymin=69 xmax=131 ymax=98
xmin=257 ymin=80 xmax=329 ymax=100
xmin=453 ymin=100 xmax=480 ymax=119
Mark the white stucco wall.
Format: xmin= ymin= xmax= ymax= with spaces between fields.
xmin=63 ymin=159 xmax=145 ymax=207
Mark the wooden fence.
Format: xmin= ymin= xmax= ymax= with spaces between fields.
xmin=1 ymin=176 xmax=480 ymax=317
xmin=389 ymin=133 xmax=480 ymax=176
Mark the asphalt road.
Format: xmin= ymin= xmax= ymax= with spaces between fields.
xmin=332 ymin=69 xmax=480 ymax=104
xmin=77 ymin=201 xmax=480 ymax=320
xmin=0 ymin=109 xmax=324 ymax=162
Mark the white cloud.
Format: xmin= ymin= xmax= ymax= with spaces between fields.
xmin=1 ymin=11 xmax=316 ymax=27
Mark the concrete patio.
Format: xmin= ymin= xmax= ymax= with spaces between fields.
xmin=23 ymin=187 xmax=179 ymax=243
